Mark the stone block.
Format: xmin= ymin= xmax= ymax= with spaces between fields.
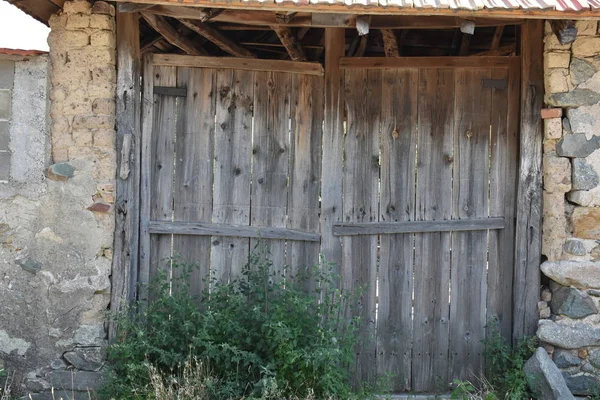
xmin=545 ymin=34 xmax=572 ymax=51
xmin=73 ymin=115 xmax=114 ymax=130
xmin=546 ymin=69 xmax=570 ymax=94
xmin=63 ymin=0 xmax=92 ymax=15
xmin=572 ymin=158 xmax=599 ymax=190
xmin=550 ymin=285 xmax=598 ymax=318
xmin=0 ymin=151 xmax=9 ymax=181
xmin=93 ymin=129 xmax=115 ymax=147
xmin=66 ymin=14 xmax=90 ymax=30
xmin=542 ymin=260 xmax=600 ymax=289
xmin=87 ymin=82 xmax=115 ymax=98
xmin=90 ymin=14 xmax=115 ymax=31
xmin=545 ymin=52 xmax=571 ymax=70
xmin=573 ymin=37 xmax=600 ymax=58
xmin=554 ymin=349 xmax=581 ymax=368
xmin=543 ymin=155 xmax=571 ymax=193
xmin=545 ymin=117 xmax=563 ymax=139
xmin=548 ymin=88 xmax=600 ymax=107
xmin=576 ymin=20 xmax=598 ymax=36
xmin=92 ymin=66 xmax=116 ymax=84
xmin=90 ymin=31 xmax=115 ymax=48
xmin=564 ymin=239 xmax=587 ymax=256
xmin=524 ymin=347 xmax=575 ymax=400
xmin=52 ymin=147 xmax=69 ymax=163
xmin=67 ymin=47 xmax=115 ymax=68
xmin=562 ymin=373 xmax=600 ymax=396
xmin=537 ymin=319 xmax=600 ymax=349
xmin=572 ymin=207 xmax=600 ymax=239
xmin=0 ymin=89 xmax=11 ymax=120
xmin=72 ymin=129 xmax=93 ymax=147
xmin=542 ymin=192 xmax=567 ymax=261
xmin=544 ymin=139 xmax=558 ymax=154
xmin=47 ymin=30 xmax=89 ymax=51
xmin=92 ymin=1 xmax=115 ymax=16
xmin=63 ymin=346 xmax=105 ymax=371
xmin=567 ymin=104 xmax=600 ymax=138
xmin=590 ymin=349 xmax=600 ymax=368
xmin=542 ymin=108 xmax=563 ymax=119
xmin=0 ymin=61 xmax=14 ymax=90
xmin=0 ymin=121 xmax=9 ymax=151
xmin=92 ymin=98 xmax=115 ymax=115
xmin=570 ymin=58 xmax=597 ymax=86
xmin=47 ymin=163 xmax=75 ymax=182
xmin=556 ymin=134 xmax=600 ymax=158
xmin=49 ymin=370 xmax=104 ymax=391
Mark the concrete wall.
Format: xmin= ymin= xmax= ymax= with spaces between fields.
xmin=0 ymin=1 xmax=116 ymax=398
xmin=538 ymin=21 xmax=600 ymax=396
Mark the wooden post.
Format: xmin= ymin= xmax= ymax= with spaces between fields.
xmin=110 ymin=10 xmax=142 ymax=341
xmin=321 ymin=28 xmax=345 ymax=278
xmin=513 ymin=20 xmax=543 ymax=343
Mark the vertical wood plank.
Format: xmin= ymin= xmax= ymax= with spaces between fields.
xmin=321 ymin=28 xmax=345 ymax=276
xmin=149 ymin=66 xmax=177 ymax=295
xmin=287 ymin=74 xmax=324 ymax=283
xmin=111 ymin=10 xmax=141 ymax=340
xmin=412 ymin=68 xmax=454 ymax=392
xmin=251 ymin=71 xmax=292 ymax=274
xmin=172 ymin=67 xmax=216 ymax=299
xmin=343 ymin=68 xmax=381 ymax=385
xmin=212 ymin=69 xmax=254 ymax=282
xmin=514 ymin=20 xmax=543 ymax=342
xmin=449 ymin=68 xmax=492 ymax=381
xmin=377 ymin=68 xmax=418 ymax=392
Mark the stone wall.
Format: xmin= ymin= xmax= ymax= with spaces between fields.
xmin=539 ymin=20 xmax=600 ymax=396
xmin=0 ymin=1 xmax=116 ymax=398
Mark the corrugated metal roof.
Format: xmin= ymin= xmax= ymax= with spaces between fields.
xmin=0 ymin=48 xmax=47 ymax=57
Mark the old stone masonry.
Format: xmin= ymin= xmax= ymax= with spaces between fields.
xmin=540 ymin=20 xmax=600 ymax=397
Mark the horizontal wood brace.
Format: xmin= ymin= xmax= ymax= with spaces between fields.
xmin=149 ymin=221 xmax=321 ymax=241
xmin=339 ymin=56 xmax=519 ymax=69
xmin=154 ymin=86 xmax=188 ymax=96
xmin=153 ymin=54 xmax=325 ymax=76
xmin=333 ymin=217 xmax=505 ymax=236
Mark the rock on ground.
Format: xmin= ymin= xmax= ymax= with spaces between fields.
xmin=524 ymin=347 xmax=575 ymax=400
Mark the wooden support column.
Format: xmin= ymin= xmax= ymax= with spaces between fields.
xmin=272 ymin=25 xmax=307 ymax=61
xmin=513 ymin=19 xmax=543 ymax=343
xmin=381 ymin=29 xmax=400 ymax=57
xmin=110 ymin=10 xmax=142 ymax=341
xmin=321 ymin=28 xmax=345 ymax=278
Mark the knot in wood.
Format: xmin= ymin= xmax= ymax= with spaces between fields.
xmin=466 ymin=129 xmax=474 ymax=139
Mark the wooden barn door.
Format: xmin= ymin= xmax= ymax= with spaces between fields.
xmin=139 ymin=55 xmax=324 ymax=300
xmin=330 ymin=57 xmax=520 ymax=393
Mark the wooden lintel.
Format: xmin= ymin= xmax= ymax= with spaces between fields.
xmin=179 ymin=19 xmax=256 ymax=58
xmin=149 ymin=221 xmax=320 ymax=242
xmin=550 ymin=20 xmax=578 ymax=45
xmin=334 ymin=218 xmax=506 ymax=236
xmin=141 ymin=12 xmax=208 ymax=56
xmin=340 ymin=56 xmax=517 ymax=69
xmin=271 ymin=25 xmax=307 ymax=61
xmin=380 ymin=29 xmax=399 ymax=57
xmin=153 ymin=54 xmax=324 ymax=75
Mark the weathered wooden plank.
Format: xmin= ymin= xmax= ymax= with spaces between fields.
xmin=343 ymin=68 xmax=380 ymax=384
xmin=153 ymin=54 xmax=324 ymax=76
xmin=171 ymin=67 xmax=216 ymax=300
xmin=449 ymin=68 xmax=492 ymax=382
xmin=339 ymin=56 xmax=516 ymax=69
xmin=334 ymin=217 xmax=505 ymax=236
xmin=111 ymin=10 xmax=141 ymax=341
xmin=141 ymin=12 xmax=208 ymax=56
xmin=148 ymin=65 xmax=177 ymax=297
xmin=251 ymin=72 xmax=292 ymax=273
xmin=513 ymin=20 xmax=543 ymax=343
xmin=487 ymin=63 xmax=518 ymax=342
xmin=412 ymin=68 xmax=454 ymax=392
xmin=377 ymin=68 xmax=417 ymax=392
xmin=271 ymin=25 xmax=307 ymax=61
xmin=287 ymin=74 xmax=324 ymax=282
xmin=320 ymin=28 xmax=345 ymax=276
xmin=211 ymin=69 xmax=254 ymax=282
xmin=179 ymin=19 xmax=256 ymax=58
xmin=150 ymin=221 xmax=319 ymax=241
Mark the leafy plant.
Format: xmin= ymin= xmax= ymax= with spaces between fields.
xmin=100 ymin=247 xmax=377 ymax=400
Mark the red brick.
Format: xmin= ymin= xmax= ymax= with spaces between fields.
xmin=541 ymin=108 xmax=563 ymax=119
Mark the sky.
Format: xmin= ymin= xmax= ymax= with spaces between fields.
xmin=0 ymin=1 xmax=50 ymax=51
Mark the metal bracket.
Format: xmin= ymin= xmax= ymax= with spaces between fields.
xmin=154 ymin=86 xmax=187 ymax=97
xmin=482 ymin=78 xmax=508 ymax=89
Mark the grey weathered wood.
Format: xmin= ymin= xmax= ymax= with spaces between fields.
xmin=139 ymin=54 xmax=155 ymax=302
xmin=251 ymin=72 xmax=292 ymax=274
xmin=118 ymin=3 xmax=155 ymax=12
xmin=340 ymin=56 xmax=515 ymax=69
xmin=377 ymin=68 xmax=417 ymax=392
xmin=211 ymin=69 xmax=254 ymax=282
xmin=287 ymin=74 xmax=324 ymax=281
xmin=334 ymin=218 xmax=505 ymax=236
xmin=343 ymin=68 xmax=380 ymax=384
xmin=320 ymin=28 xmax=345 ymax=275
xmin=150 ymin=222 xmax=319 ymax=242
xmin=179 ymin=19 xmax=256 ymax=58
xmin=513 ymin=20 xmax=543 ymax=343
xmin=271 ymin=25 xmax=307 ymax=61
xmin=449 ymin=68 xmax=492 ymax=381
xmin=141 ymin=12 xmax=208 ymax=56
xmin=412 ymin=68 xmax=454 ymax=392
xmin=149 ymin=65 xmax=178 ymax=296
xmin=171 ymin=67 xmax=216 ymax=300
xmin=153 ymin=86 xmax=187 ymax=97
xmin=111 ymin=10 xmax=141 ymax=341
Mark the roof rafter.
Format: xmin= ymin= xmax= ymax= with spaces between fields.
xmin=178 ymin=19 xmax=256 ymax=58
xmin=141 ymin=12 xmax=208 ymax=56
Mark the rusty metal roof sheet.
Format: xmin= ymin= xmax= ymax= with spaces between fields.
xmin=0 ymin=48 xmax=47 ymax=57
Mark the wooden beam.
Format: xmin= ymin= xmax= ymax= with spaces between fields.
xmin=340 ymin=56 xmax=516 ymax=69
xmin=149 ymin=221 xmax=320 ymax=242
xmin=118 ymin=2 xmax=155 ymax=12
xmin=355 ymin=34 xmax=369 ymax=56
xmin=140 ymin=5 xmax=222 ymax=22
xmin=459 ymin=32 xmax=471 ymax=55
xmin=550 ymin=20 xmax=578 ymax=45
xmin=153 ymin=53 xmax=324 ymax=75
xmin=381 ymin=29 xmax=399 ymax=57
xmin=141 ymin=34 xmax=164 ymax=53
xmin=271 ymin=25 xmax=307 ymax=61
xmin=334 ymin=218 xmax=506 ymax=236
xmin=513 ymin=20 xmax=543 ymax=343
xmin=491 ymin=25 xmax=504 ymax=49
xmin=111 ymin=9 xmax=142 ymax=341
xmin=141 ymin=12 xmax=208 ymax=56
xmin=178 ymin=19 xmax=256 ymax=57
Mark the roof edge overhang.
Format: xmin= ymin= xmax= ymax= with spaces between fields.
xmin=115 ymin=0 xmax=600 ymax=20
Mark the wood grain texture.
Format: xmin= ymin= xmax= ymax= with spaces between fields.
xmin=179 ymin=19 xmax=256 ymax=58
xmin=513 ymin=20 xmax=543 ymax=342
xmin=141 ymin=12 xmax=208 ymax=56
xmin=343 ymin=68 xmax=380 ymax=385
xmin=340 ymin=56 xmax=517 ymax=69
xmin=377 ymin=68 xmax=417 ymax=392
xmin=412 ymin=68 xmax=454 ymax=392
xmin=212 ymin=69 xmax=254 ymax=282
xmin=449 ymin=68 xmax=491 ymax=382
xmin=271 ymin=25 xmax=307 ymax=61
xmin=334 ymin=218 xmax=505 ymax=235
